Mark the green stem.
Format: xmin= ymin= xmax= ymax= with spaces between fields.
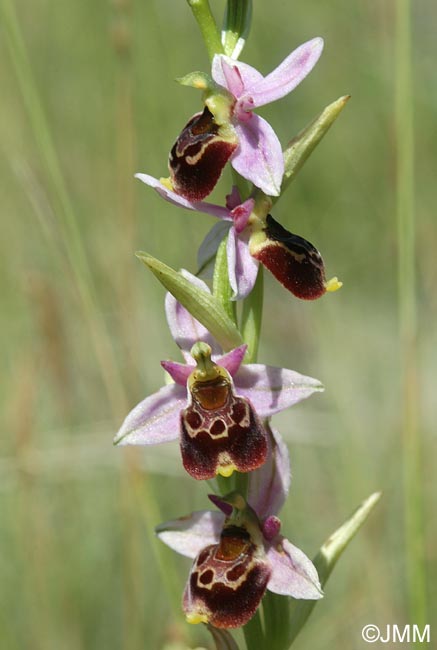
xmin=395 ymin=0 xmax=426 ymax=632
xmin=213 ymin=236 xmax=237 ymax=324
xmin=187 ymin=0 xmax=224 ymax=61
xmin=241 ymin=268 xmax=263 ymax=363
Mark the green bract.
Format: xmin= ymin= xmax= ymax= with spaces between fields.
xmin=136 ymin=252 xmax=243 ymax=351
xmin=276 ymin=95 xmax=351 ymax=204
xmin=221 ymin=0 xmax=253 ymax=58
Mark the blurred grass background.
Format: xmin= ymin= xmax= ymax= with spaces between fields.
xmin=0 ymin=0 xmax=436 ymax=648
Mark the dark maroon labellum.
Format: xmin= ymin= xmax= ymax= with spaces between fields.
xmin=180 ymin=375 xmax=268 ymax=480
xmin=251 ymin=214 xmax=327 ymax=300
xmin=168 ymin=107 xmax=238 ymax=202
xmin=183 ymin=525 xmax=271 ymax=628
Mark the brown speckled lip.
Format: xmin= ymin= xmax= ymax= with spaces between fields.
xmin=183 ymin=526 xmax=271 ymax=628
xmin=180 ymin=381 xmax=267 ymax=480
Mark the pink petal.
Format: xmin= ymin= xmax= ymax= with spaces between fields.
xmin=135 ymin=173 xmax=231 ymax=220
xmin=212 ymin=55 xmax=263 ymax=97
xmin=114 ymin=383 xmax=186 ymax=446
xmin=226 ymin=226 xmax=260 ymax=300
xmin=240 ymin=38 xmax=324 ymax=110
xmin=248 ymin=426 xmax=291 ymax=519
xmin=165 ymin=270 xmax=221 ymax=360
xmin=231 ymin=115 xmax=284 ymax=196
xmin=161 ymin=360 xmax=193 ymax=386
xmin=216 ymin=344 xmax=247 ymax=376
xmin=267 ymin=537 xmax=323 ymax=599
xmin=156 ymin=510 xmax=224 ymax=559
xmin=221 ymin=58 xmax=244 ymax=97
xmin=234 ymin=364 xmax=323 ymax=418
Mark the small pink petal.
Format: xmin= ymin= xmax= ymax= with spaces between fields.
xmin=208 ymin=494 xmax=233 ymax=516
xmin=216 ymin=344 xmax=248 ymax=376
xmin=114 ymin=383 xmax=186 ymax=446
xmin=226 ymin=227 xmax=260 ymax=300
xmin=156 ymin=510 xmax=224 ymax=559
xmin=267 ymin=537 xmax=323 ymax=599
xmin=161 ymin=360 xmax=192 ymax=386
xmin=240 ymin=38 xmax=324 ymax=110
xmin=231 ymin=115 xmax=284 ymax=196
xmin=212 ymin=55 xmax=263 ymax=97
xmin=234 ymin=364 xmax=323 ymax=418
xmin=221 ymin=59 xmax=244 ymax=97
xmin=231 ymin=198 xmax=255 ymax=233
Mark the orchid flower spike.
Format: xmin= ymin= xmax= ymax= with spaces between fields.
xmin=156 ymin=431 xmax=323 ymax=629
xmin=114 ymin=271 xmax=324 ymax=475
xmin=160 ymin=38 xmax=323 ymax=201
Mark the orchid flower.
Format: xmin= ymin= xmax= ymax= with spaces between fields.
xmin=208 ymin=38 xmax=324 ymax=197
xmin=156 ymin=428 xmax=323 ymax=629
xmin=114 ymin=271 xmax=323 ymax=477
xmin=135 ymin=176 xmax=341 ymax=300
xmin=145 ymin=38 xmax=324 ymax=202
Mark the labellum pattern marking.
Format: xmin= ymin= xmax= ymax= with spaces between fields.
xmin=183 ymin=526 xmax=271 ymax=629
xmin=169 ymin=107 xmax=238 ymax=202
xmin=251 ymin=214 xmax=327 ymax=300
xmin=180 ymin=376 xmax=268 ymax=480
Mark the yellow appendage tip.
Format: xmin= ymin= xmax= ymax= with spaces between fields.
xmin=159 ymin=176 xmax=174 ymax=191
xmin=217 ymin=465 xmax=236 ymax=478
xmin=325 ymin=276 xmax=343 ymax=293
xmin=186 ymin=613 xmax=209 ymax=625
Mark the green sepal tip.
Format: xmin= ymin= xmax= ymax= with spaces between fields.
xmin=176 ymin=71 xmax=215 ymax=91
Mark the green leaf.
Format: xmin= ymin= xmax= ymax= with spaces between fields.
xmin=136 ymin=252 xmax=243 ymax=351
xmin=288 ymin=491 xmax=382 ymax=646
xmin=275 ymin=95 xmax=350 ymax=205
